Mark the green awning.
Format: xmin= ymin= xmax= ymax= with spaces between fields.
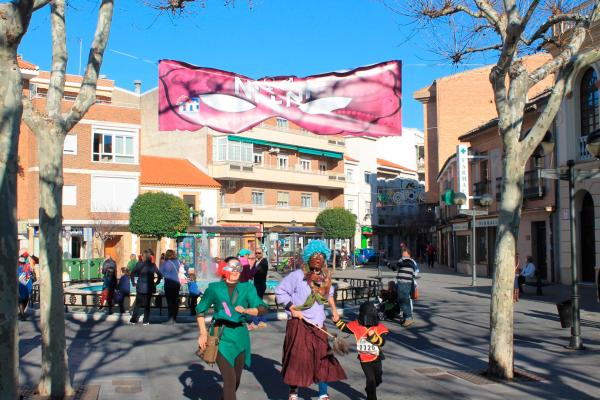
xmin=227 ymin=135 xmax=297 ymax=150
xmin=227 ymin=135 xmax=343 ymax=159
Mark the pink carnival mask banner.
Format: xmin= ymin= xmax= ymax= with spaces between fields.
xmin=158 ymin=60 xmax=402 ymax=137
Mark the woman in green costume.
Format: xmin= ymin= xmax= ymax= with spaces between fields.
xmin=196 ymin=256 xmax=268 ymax=400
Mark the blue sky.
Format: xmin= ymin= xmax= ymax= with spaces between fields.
xmin=17 ymin=0 xmax=494 ymax=130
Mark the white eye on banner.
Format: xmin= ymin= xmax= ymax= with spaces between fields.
xmin=199 ymin=94 xmax=256 ymax=112
xmin=298 ymin=97 xmax=352 ymax=115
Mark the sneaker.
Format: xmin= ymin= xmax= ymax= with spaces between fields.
xmin=143 ymin=322 xmax=150 ymax=326
xmin=319 ymin=396 xmax=330 ymax=400
xmin=127 ymin=321 xmax=137 ymax=325
xmin=288 ymin=394 xmax=299 ymax=400
xmin=257 ymin=321 xmax=267 ymax=329
xmin=402 ymin=319 xmax=415 ymax=327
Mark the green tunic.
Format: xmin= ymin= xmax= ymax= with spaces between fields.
xmin=196 ymin=281 xmax=267 ymax=367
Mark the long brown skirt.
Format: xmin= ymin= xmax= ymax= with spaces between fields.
xmin=281 ymin=318 xmax=347 ymax=387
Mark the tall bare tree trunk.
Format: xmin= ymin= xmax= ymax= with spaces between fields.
xmin=0 ymin=2 xmax=36 ymax=397
xmin=37 ymin=131 xmax=72 ymax=396
xmin=489 ymin=119 xmax=526 ymax=380
xmin=0 ymin=48 xmax=22 ymax=400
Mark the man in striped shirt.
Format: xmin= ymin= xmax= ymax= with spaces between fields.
xmin=396 ymin=249 xmax=417 ymax=327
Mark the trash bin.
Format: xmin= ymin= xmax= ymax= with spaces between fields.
xmin=556 ymin=300 xmax=572 ymax=328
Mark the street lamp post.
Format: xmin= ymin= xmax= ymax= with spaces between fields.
xmin=541 ymin=129 xmax=600 ymax=350
xmin=566 ymin=160 xmax=583 ymax=350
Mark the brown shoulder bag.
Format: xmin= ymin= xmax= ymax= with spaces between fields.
xmin=196 ymin=323 xmax=224 ymax=365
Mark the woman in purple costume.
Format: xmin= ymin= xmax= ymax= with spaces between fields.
xmin=275 ymin=240 xmax=346 ymax=400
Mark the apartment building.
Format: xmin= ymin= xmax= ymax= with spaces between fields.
xmin=555 ymin=62 xmax=600 ymax=285
xmin=344 ymin=138 xmax=379 ymax=251
xmin=17 ymin=57 xmax=142 ymax=268
xmin=208 ymin=118 xmax=346 ymax=228
xmin=436 ymin=91 xmax=556 ymax=279
xmin=413 ymin=54 xmax=553 ymax=203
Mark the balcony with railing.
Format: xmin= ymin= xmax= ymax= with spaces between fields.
xmin=494 ymin=170 xmax=544 ymax=202
xmin=219 ymin=203 xmax=321 ymax=223
xmin=210 ymin=161 xmax=346 ymax=188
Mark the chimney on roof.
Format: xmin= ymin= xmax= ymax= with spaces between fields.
xmin=134 ymin=80 xmax=142 ymax=94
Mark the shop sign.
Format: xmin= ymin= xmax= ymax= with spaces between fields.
xmin=475 ymin=218 xmax=498 ymax=228
xmin=453 ymin=222 xmax=469 ymax=232
xmin=456 ymin=144 xmax=469 ymax=210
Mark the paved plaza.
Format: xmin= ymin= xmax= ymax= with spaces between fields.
xmin=18 ymin=265 xmax=600 ymax=399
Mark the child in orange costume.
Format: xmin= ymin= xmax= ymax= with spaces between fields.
xmin=334 ymin=301 xmax=389 ymax=400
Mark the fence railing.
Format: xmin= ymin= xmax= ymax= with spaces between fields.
xmin=32 ymin=277 xmax=383 ymax=315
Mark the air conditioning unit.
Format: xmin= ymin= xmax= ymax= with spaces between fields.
xmin=203 ymin=216 xmax=215 ymax=226
xmin=268 ymin=147 xmax=280 ymax=154
xmin=227 ymin=181 xmax=237 ymax=190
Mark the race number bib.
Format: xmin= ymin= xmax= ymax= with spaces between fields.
xmin=357 ymin=338 xmax=379 ymax=356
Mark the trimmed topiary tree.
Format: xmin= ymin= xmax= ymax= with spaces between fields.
xmin=129 ymin=192 xmax=189 ymax=255
xmin=316 ymin=207 xmax=357 ymax=270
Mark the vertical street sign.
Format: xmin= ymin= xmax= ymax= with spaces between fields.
xmin=457 ymin=144 xmax=469 ymax=209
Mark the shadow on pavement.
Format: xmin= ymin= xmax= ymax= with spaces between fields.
xmin=249 ymin=354 xmax=287 ymax=399
xmin=178 ymin=363 xmax=222 ymax=400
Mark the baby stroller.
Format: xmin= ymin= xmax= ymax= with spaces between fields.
xmin=377 ymin=281 xmax=400 ymax=321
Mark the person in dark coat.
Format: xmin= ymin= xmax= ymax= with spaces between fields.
xmin=129 ymin=249 xmax=162 ymax=325
xmin=160 ymin=249 xmax=181 ymax=324
xmin=116 ymin=267 xmax=131 ymax=314
xmin=99 ymin=255 xmax=118 ymax=313
xmin=248 ymin=248 xmax=269 ymax=329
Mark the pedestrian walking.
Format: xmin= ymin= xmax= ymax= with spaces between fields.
xmin=116 ymin=267 xmax=131 ymax=314
xmin=426 ymin=243 xmax=436 ymax=269
xmin=275 ymin=240 xmax=346 ymax=400
xmin=130 ymin=249 xmax=162 ymax=325
xmin=334 ymin=301 xmax=389 ymax=400
xmin=99 ymin=255 xmax=118 ymax=314
xmin=396 ymin=249 xmax=417 ymax=327
xmin=196 ymin=256 xmax=268 ymax=400
xmin=160 ymin=249 xmax=181 ymax=324
xmin=17 ymin=253 xmax=35 ymax=320
xmin=248 ymin=248 xmax=269 ymax=330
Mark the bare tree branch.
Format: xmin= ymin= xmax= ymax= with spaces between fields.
xmin=521 ymin=0 xmax=540 ymax=27
xmin=520 ymin=69 xmax=571 ymax=158
xmin=473 ymin=0 xmax=503 ymax=33
xmin=21 ymin=97 xmax=46 ymax=133
xmin=46 ymin=0 xmax=67 ymax=119
xmin=419 ymin=2 xmax=486 ymax=19
xmin=528 ymin=21 xmax=589 ymax=88
xmin=522 ymin=13 xmax=590 ymax=46
xmin=33 ymin=0 xmax=51 ymax=11
xmin=64 ymin=0 xmax=114 ymax=132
